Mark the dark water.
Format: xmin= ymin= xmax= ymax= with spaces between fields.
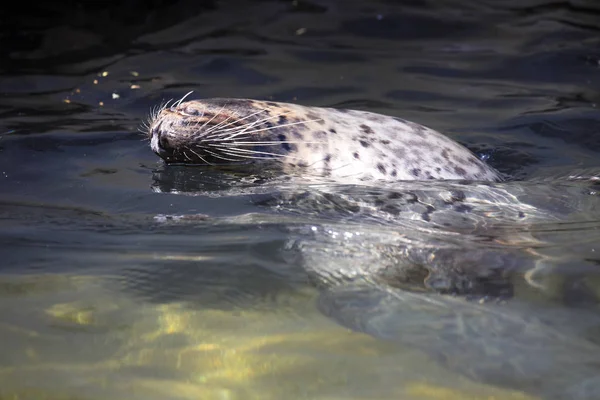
xmin=2 ymin=1 xmax=600 ymax=399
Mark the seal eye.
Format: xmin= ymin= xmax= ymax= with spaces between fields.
xmin=181 ymin=107 xmax=201 ymax=116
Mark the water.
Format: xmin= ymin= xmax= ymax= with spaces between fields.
xmin=1 ymin=1 xmax=600 ymax=399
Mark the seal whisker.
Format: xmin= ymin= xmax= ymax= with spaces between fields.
xmin=204 ymin=130 xmax=253 ymax=142
xmin=206 ymin=117 xmax=266 ymax=140
xmin=225 ymin=119 xmax=325 ymax=139
xmin=186 ymin=147 xmax=214 ymax=166
xmin=150 ymin=99 xmax=171 ymax=126
xmin=139 ymin=121 xmax=151 ymax=136
xmin=211 ymin=111 xmax=294 ymax=140
xmin=206 ymin=139 xmax=250 ymax=147
xmin=211 ymin=115 xmax=315 ymax=142
xmin=205 ymin=108 xmax=271 ymax=135
xmin=173 ymin=91 xmax=194 ymax=109
xmin=210 ymin=149 xmax=284 ymax=160
xmin=148 ymin=105 xmax=158 ymax=127
xmin=158 ymin=99 xmax=174 ymax=118
xmin=210 ymin=145 xmax=305 ymax=161
xmin=195 ymin=103 xmax=229 ymax=134
xmin=206 ymin=146 xmax=265 ymax=159
xmin=214 ymin=141 xmax=326 ymax=146
xmin=202 ymin=148 xmax=244 ymax=162
xmin=181 ymin=150 xmax=194 ymax=162
xmin=210 ymin=145 xmax=286 ymax=158
xmin=207 ymin=134 xmax=253 ymax=144
xmin=211 ymin=110 xmax=292 ymax=137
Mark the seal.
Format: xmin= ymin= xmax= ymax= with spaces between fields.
xmin=146 ymin=96 xmax=501 ymax=182
xmin=144 ymin=96 xmax=600 ymax=399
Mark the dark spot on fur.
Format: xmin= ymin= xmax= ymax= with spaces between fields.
xmin=382 ymin=205 xmax=400 ymax=215
xmin=359 ymin=140 xmax=370 ymax=148
xmin=391 ymin=170 xmax=397 ymax=177
xmin=377 ymin=163 xmax=386 ymax=174
xmin=411 ymin=168 xmax=421 ymax=177
xmin=518 ymin=211 xmax=526 ymax=218
xmin=406 ymin=140 xmax=428 ymax=149
xmin=388 ymin=192 xmax=402 ymax=199
xmin=454 ymin=204 xmax=473 ymax=213
xmin=329 ymin=128 xmax=337 ymax=134
xmin=322 ymin=154 xmax=332 ymax=176
xmin=435 ymin=167 xmax=441 ymax=172
xmin=454 ymin=166 xmax=467 ymax=176
xmin=297 ymin=161 xmax=308 ymax=168
xmin=375 ymin=199 xmax=385 ymax=206
xmin=421 ymin=206 xmax=435 ymax=222
xmin=380 ymin=139 xmax=390 ymax=145
xmin=360 ymin=124 xmax=374 ymax=135
xmin=313 ymin=130 xmax=327 ymax=139
xmin=353 ymin=152 xmax=360 ymax=159
xmin=413 ymin=126 xmax=426 ymax=138
xmin=441 ymin=149 xmax=450 ymax=160
xmin=278 ymin=134 xmax=292 ymax=152
xmin=293 ymin=131 xmax=304 ymax=139
xmin=266 ymin=102 xmax=280 ymax=108
xmin=278 ymin=115 xmax=288 ymax=124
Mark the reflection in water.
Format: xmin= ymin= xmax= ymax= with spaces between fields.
xmin=150 ymin=166 xmax=600 ymax=399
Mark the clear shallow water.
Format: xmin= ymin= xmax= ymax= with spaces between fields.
xmin=1 ymin=1 xmax=600 ymax=399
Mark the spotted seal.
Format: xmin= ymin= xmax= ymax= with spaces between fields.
xmin=146 ymin=96 xmax=501 ymax=182
xmin=144 ymin=96 xmax=600 ymax=399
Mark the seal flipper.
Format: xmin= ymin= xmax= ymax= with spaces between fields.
xmin=317 ymin=281 xmax=600 ymax=400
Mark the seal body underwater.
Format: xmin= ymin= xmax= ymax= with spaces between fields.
xmin=147 ymin=97 xmax=501 ymax=182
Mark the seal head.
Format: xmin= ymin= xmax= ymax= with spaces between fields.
xmin=147 ymin=97 xmax=501 ymax=182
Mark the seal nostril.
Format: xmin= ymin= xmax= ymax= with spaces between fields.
xmin=158 ymin=133 xmax=170 ymax=150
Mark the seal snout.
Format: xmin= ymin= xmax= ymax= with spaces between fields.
xmin=150 ymin=122 xmax=175 ymax=160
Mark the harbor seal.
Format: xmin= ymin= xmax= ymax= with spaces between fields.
xmin=146 ymin=96 xmax=502 ymax=182
xmin=144 ymin=95 xmax=600 ymax=399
